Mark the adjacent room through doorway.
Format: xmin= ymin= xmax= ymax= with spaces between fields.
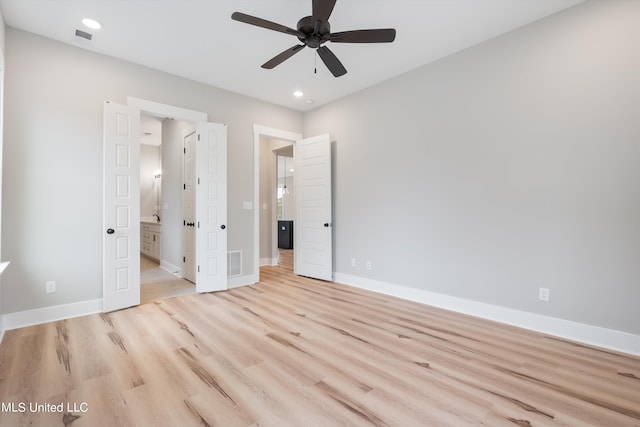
xmin=258 ymin=136 xmax=295 ymax=271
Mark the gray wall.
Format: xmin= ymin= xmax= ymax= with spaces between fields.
xmin=1 ymin=28 xmax=302 ymax=314
xmin=304 ymin=0 xmax=640 ymax=334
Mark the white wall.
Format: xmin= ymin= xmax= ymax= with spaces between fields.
xmin=304 ymin=0 xmax=640 ymax=335
xmin=277 ymin=152 xmax=295 ymax=221
xmin=140 ymin=144 xmax=161 ymax=219
xmin=1 ymin=28 xmax=302 ymax=314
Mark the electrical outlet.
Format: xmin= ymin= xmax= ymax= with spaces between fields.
xmin=351 ymin=258 xmax=356 ymax=267
xmin=366 ymin=261 xmax=372 ymax=270
xmin=539 ymin=287 xmax=549 ymax=302
xmin=46 ymin=281 xmax=56 ymax=294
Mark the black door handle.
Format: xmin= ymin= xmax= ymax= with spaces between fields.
xmin=221 ymin=224 xmax=226 ymax=230
xmin=106 ymin=228 xmax=115 ymax=234
xmin=324 ymin=223 xmax=332 ymax=228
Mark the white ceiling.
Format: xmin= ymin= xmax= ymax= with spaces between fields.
xmin=140 ymin=114 xmax=162 ymax=146
xmin=0 ymin=0 xmax=584 ymax=112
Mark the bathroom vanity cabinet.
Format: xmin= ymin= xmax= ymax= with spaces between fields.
xmin=141 ymin=222 xmax=161 ymax=261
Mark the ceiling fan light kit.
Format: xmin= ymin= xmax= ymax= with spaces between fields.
xmin=231 ymin=0 xmax=396 ymax=77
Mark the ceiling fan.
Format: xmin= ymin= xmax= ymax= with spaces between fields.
xmin=231 ymin=0 xmax=396 ymax=77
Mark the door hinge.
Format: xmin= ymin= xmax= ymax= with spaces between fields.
xmin=183 ymin=183 xmax=186 ymax=190
xmin=197 ymin=221 xmax=200 ymax=228
xmin=197 ymin=265 xmax=200 ymax=273
xmin=197 ymin=134 xmax=200 ymax=141
xmin=197 ymin=177 xmax=200 ymax=185
xmin=183 ymin=256 xmax=186 ymax=263
xmin=183 ymin=147 xmax=186 ymax=154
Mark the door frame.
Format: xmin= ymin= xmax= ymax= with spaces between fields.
xmin=252 ymin=125 xmax=302 ymax=284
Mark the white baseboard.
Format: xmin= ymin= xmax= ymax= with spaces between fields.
xmin=2 ymin=299 xmax=103 ymax=331
xmin=228 ymin=273 xmax=258 ymax=289
xmin=160 ymin=260 xmax=182 ymax=277
xmin=259 ymin=258 xmax=278 ymax=267
xmin=335 ymin=272 xmax=640 ymax=356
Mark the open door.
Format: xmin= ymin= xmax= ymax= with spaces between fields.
xmin=103 ymin=101 xmax=141 ymax=312
xmin=194 ymin=122 xmax=228 ymax=292
xmin=183 ymin=128 xmax=197 ymax=283
xmin=294 ymin=134 xmax=333 ymax=281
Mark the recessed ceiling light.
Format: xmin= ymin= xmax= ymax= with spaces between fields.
xmin=82 ymin=18 xmax=102 ymax=30
xmin=293 ymin=91 xmax=304 ymax=98
xmin=305 ymin=99 xmax=314 ymax=104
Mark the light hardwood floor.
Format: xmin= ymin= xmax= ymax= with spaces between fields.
xmin=140 ymin=256 xmax=196 ymax=304
xmin=0 ymin=250 xmax=638 ymax=426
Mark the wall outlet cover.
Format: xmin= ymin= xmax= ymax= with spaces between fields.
xmin=539 ymin=287 xmax=550 ymax=302
xmin=46 ymin=281 xmax=56 ymax=294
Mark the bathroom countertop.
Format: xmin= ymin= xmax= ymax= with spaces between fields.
xmin=140 ymin=217 xmax=161 ymax=225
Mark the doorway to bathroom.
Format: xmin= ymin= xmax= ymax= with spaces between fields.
xmin=139 ymin=113 xmax=195 ymax=304
xmin=103 ymin=97 xmax=227 ymax=312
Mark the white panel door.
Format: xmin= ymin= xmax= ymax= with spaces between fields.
xmin=103 ymin=101 xmax=140 ymax=312
xmin=183 ymin=129 xmax=196 ymax=283
xmin=195 ymin=122 xmax=227 ymax=292
xmin=294 ymin=134 xmax=333 ymax=281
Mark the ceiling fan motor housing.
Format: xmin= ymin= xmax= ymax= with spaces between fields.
xmin=297 ymin=16 xmax=330 ymax=48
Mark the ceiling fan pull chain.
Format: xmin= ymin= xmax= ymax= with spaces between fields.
xmin=314 ymin=49 xmax=318 ymax=74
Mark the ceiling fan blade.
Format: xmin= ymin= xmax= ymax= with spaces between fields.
xmin=330 ymin=29 xmax=396 ymax=43
xmin=317 ymin=46 xmax=347 ymax=77
xmin=262 ymin=45 xmax=306 ymax=69
xmin=231 ymin=12 xmax=303 ymax=37
xmin=312 ymin=0 xmax=337 ymax=21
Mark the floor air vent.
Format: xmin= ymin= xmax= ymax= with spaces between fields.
xmin=227 ymin=251 xmax=242 ymax=277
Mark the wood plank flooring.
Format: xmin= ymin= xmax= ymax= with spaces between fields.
xmin=1 ymin=250 xmax=638 ymax=426
xmin=140 ymin=256 xmax=196 ymax=305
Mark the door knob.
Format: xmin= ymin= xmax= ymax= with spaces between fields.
xmin=324 ymin=223 xmax=332 ymax=228
xmin=221 ymin=224 xmax=226 ymax=230
xmin=106 ymin=228 xmax=115 ymax=234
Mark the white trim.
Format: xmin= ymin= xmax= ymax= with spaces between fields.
xmin=160 ymin=260 xmax=182 ymax=277
xmin=228 ymin=274 xmax=257 ymax=289
xmin=252 ymin=125 xmax=303 ymax=285
xmin=260 ymin=257 xmax=278 ymax=267
xmin=335 ymin=272 xmax=640 ymax=356
xmin=0 ymin=49 xmax=5 ymax=344
xmin=0 ymin=261 xmax=10 ymax=275
xmin=3 ymin=299 xmax=103 ymax=331
xmin=127 ymin=97 xmax=207 ymax=122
